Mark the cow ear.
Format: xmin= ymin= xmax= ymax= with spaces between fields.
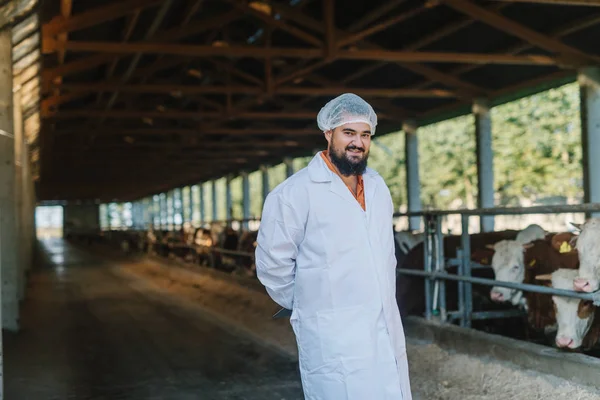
xmin=485 ymin=244 xmax=495 ymax=250
xmin=522 ymin=243 xmax=535 ymax=251
xmin=569 ymin=222 xmax=583 ymax=232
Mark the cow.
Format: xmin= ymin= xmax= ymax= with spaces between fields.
xmin=572 ymin=218 xmax=600 ymax=293
xmin=536 ymin=268 xmax=600 ymax=351
xmin=396 ymin=229 xmax=520 ymax=318
xmin=515 ymin=223 xmax=546 ymax=244
xmin=394 ymin=231 xmax=425 ymax=254
xmin=487 ymin=233 xmax=579 ymax=332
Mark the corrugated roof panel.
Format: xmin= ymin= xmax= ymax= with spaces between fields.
xmin=12 ymin=12 xmax=37 ymax=44
xmin=12 ymin=31 xmax=38 ymax=63
xmin=0 ymin=0 xmax=37 ymax=28
xmin=14 ymin=60 xmax=38 ymax=87
xmin=24 ymin=110 xmax=39 ymax=144
xmin=13 ymin=46 xmax=38 ymax=72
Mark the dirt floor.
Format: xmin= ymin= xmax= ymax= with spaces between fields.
xmin=112 ymin=253 xmax=600 ymax=400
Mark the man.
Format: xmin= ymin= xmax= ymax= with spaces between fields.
xmin=255 ymin=93 xmax=412 ymax=399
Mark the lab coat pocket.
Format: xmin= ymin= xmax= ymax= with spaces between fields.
xmin=317 ymin=305 xmax=373 ymax=363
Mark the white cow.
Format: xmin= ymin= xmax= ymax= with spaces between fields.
xmin=515 ymin=223 xmax=546 ymax=245
xmin=394 ymin=230 xmax=425 ymax=254
xmin=538 ymin=268 xmax=598 ymax=350
xmin=487 ymin=240 xmax=533 ymax=307
xmin=573 ymin=218 xmax=600 ymax=293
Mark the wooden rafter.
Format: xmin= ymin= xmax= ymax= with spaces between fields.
xmin=442 ymin=0 xmax=599 ymax=65
xmin=414 ymin=13 xmax=600 ymax=91
xmin=52 ymin=128 xmax=319 ymax=136
xmin=267 ymin=1 xmax=487 ymax=97
xmin=45 ymin=41 xmax=558 ymax=66
xmin=488 ymin=0 xmax=600 ymax=5
xmin=228 ymin=0 xmax=323 ymax=47
xmin=42 ymin=0 xmax=164 ymax=37
xmin=47 ymin=82 xmax=458 ymax=99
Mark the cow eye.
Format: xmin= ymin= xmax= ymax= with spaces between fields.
xmin=512 ymin=265 xmax=520 ymax=271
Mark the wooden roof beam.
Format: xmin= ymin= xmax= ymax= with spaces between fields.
xmin=414 ymin=13 xmax=600 ymax=90
xmin=228 ymin=0 xmax=323 ymax=47
xmin=346 ymin=0 xmax=409 ymax=32
xmin=45 ymin=41 xmax=557 ymax=66
xmin=49 ymin=82 xmax=458 ymax=98
xmin=44 ymin=110 xmax=321 ymax=120
xmin=442 ymin=0 xmax=598 ymax=66
xmin=52 ymin=128 xmax=319 ymax=136
xmin=42 ymin=10 xmax=241 ymax=83
xmin=488 ymin=0 xmax=600 ymax=5
xmin=267 ymin=1 xmax=487 ymax=97
xmin=42 ymin=0 xmax=163 ymax=37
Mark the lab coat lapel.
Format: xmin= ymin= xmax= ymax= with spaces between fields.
xmin=363 ymin=169 xmax=378 ymax=219
xmin=308 ymin=151 xmax=364 ymax=210
xmin=328 ymin=176 xmax=360 ymax=209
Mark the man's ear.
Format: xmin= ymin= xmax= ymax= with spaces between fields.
xmin=324 ymin=129 xmax=333 ymax=143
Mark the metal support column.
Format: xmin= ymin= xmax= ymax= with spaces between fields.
xmin=225 ymin=175 xmax=232 ymax=226
xmin=474 ymin=99 xmax=495 ymax=232
xmin=579 ymin=67 xmax=600 ymax=218
xmin=211 ymin=180 xmax=217 ymax=222
xmin=242 ymin=171 xmax=250 ymax=230
xmin=199 ymin=184 xmax=206 ymax=226
xmin=261 ymin=165 xmax=270 ymax=205
xmin=187 ymin=186 xmax=194 ymax=224
xmin=404 ymin=120 xmax=421 ymax=231
xmin=0 ymin=27 xmax=18 ymax=333
xmin=284 ymin=157 xmax=294 ymax=178
xmin=460 ymin=214 xmax=473 ymax=328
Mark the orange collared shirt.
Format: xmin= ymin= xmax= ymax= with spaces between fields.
xmin=321 ymin=150 xmax=366 ymax=211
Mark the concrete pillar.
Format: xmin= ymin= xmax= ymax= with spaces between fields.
xmin=0 ymin=28 xmax=18 ymax=331
xmin=284 ymin=157 xmax=294 ymax=178
xmin=242 ymin=171 xmax=250 ymax=230
xmin=579 ymin=67 xmax=600 ymax=217
xmin=261 ymin=165 xmax=270 ymax=204
xmin=13 ymin=88 xmax=25 ymax=302
xmin=404 ymin=120 xmax=421 ymax=231
xmin=199 ymin=184 xmax=206 ymax=225
xmin=225 ymin=175 xmax=232 ymax=225
xmin=211 ymin=180 xmax=217 ymax=222
xmin=187 ymin=186 xmax=193 ymax=223
xmin=474 ymin=99 xmax=495 ymax=232
xmin=160 ymin=194 xmax=167 ymax=229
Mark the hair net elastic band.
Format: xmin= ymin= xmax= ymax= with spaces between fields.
xmin=326 ymin=118 xmax=375 ymax=134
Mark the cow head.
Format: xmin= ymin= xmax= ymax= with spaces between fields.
xmin=573 ymin=218 xmax=600 ymax=293
xmin=537 ymin=269 xmax=597 ymax=350
xmin=488 ymin=240 xmax=534 ymax=306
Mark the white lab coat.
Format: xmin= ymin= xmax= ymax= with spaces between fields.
xmin=256 ymin=152 xmax=412 ymax=400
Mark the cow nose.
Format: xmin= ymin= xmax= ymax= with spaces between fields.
xmin=556 ymin=336 xmax=574 ymax=348
xmin=490 ymin=291 xmax=504 ymax=302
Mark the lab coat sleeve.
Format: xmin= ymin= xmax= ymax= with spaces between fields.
xmin=255 ymin=190 xmax=306 ymax=310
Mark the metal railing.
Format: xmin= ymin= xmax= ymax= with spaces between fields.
xmin=395 ymin=203 xmax=600 ymax=329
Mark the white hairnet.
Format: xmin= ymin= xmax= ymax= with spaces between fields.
xmin=317 ymin=93 xmax=377 ymax=134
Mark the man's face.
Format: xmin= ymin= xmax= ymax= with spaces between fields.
xmin=325 ymin=122 xmax=372 ymax=176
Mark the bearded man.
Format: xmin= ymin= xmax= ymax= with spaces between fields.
xmin=255 ymin=93 xmax=412 ymax=400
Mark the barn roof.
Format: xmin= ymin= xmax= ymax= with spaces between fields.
xmin=37 ymin=0 xmax=600 ymax=201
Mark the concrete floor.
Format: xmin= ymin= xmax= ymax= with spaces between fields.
xmin=4 ymin=239 xmax=304 ymax=400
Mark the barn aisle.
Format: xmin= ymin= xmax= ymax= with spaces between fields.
xmin=4 ymin=238 xmax=303 ymax=400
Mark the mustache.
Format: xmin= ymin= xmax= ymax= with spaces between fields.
xmin=346 ymin=145 xmax=365 ymax=152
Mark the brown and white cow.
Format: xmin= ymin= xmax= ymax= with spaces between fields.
xmin=487 ymin=233 xmax=580 ymax=331
xmin=572 ymin=218 xmax=600 ymax=293
xmin=537 ymin=268 xmax=600 ymax=350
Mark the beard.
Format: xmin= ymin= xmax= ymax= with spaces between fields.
xmin=329 ymin=140 xmax=369 ymax=176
